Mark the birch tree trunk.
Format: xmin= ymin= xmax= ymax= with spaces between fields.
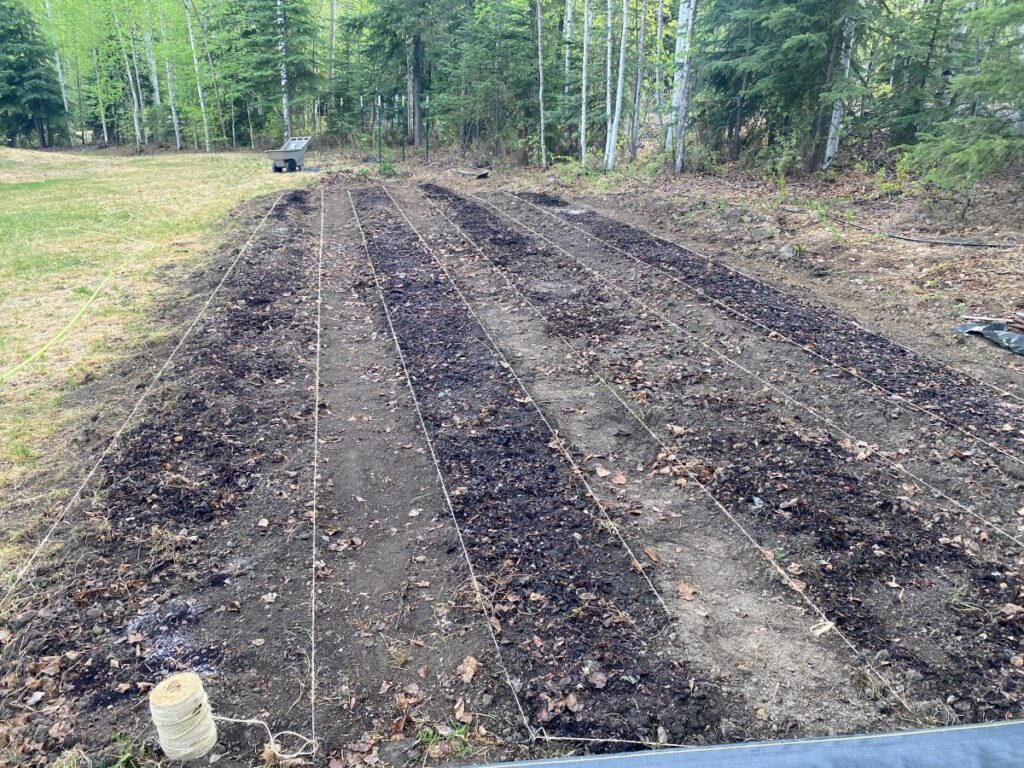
xmin=605 ymin=0 xmax=612 ymax=140
xmin=628 ymin=0 xmax=650 ymax=161
xmin=159 ymin=10 xmax=182 ymax=150
xmin=412 ymin=36 xmax=423 ymax=147
xmin=564 ymin=0 xmax=573 ymax=95
xmin=822 ymin=18 xmax=856 ymax=170
xmin=581 ymin=0 xmax=590 ymax=167
xmin=127 ymin=30 xmax=149 ymax=142
xmin=114 ymin=13 xmax=143 ymax=148
xmin=187 ymin=1 xmax=229 ymax=141
xmin=143 ymin=28 xmax=162 ymax=106
xmin=604 ymin=0 xmax=628 ymax=169
xmin=805 ymin=22 xmax=840 ymax=171
xmin=92 ymin=48 xmax=109 ymax=144
xmin=246 ymin=103 xmax=256 ymax=149
xmin=536 ymin=0 xmax=548 ymax=168
xmin=328 ymin=0 xmax=337 ymax=81
xmin=459 ymin=0 xmax=472 ymax=155
xmin=671 ymin=0 xmax=697 ymax=173
xmin=43 ymin=0 xmax=74 ymax=146
xmin=277 ymin=0 xmax=291 ymax=139
xmin=183 ymin=0 xmax=211 ymax=152
xmin=655 ymin=0 xmax=664 ymax=142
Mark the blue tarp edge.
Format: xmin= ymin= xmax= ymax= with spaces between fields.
xmin=474 ymin=721 xmax=1024 ymax=768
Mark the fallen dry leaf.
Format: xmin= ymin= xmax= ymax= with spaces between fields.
xmin=643 ymin=547 xmax=660 ymax=564
xmin=595 ymin=465 xmax=611 ymax=478
xmin=456 ymin=655 xmax=481 ymax=684
xmin=587 ymin=669 xmax=608 ymax=689
xmin=612 ymin=473 xmax=628 ymax=485
xmin=427 ymin=743 xmax=453 ymax=759
xmin=454 ymin=698 xmax=473 ymax=724
xmin=565 ymin=693 xmax=583 ymax=712
xmin=676 ymin=581 xmax=697 ymax=600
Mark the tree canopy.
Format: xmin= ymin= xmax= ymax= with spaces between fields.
xmin=0 ymin=0 xmax=64 ymax=146
xmin=8 ymin=0 xmax=1024 ymax=187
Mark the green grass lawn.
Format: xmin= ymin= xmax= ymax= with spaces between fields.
xmin=0 ymin=148 xmax=310 ymax=498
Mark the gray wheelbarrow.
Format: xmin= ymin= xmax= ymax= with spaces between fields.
xmin=267 ymin=136 xmax=311 ymax=172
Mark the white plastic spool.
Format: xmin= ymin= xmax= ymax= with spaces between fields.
xmin=149 ymin=672 xmax=218 ymax=760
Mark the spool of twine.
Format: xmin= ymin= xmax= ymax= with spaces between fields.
xmin=149 ymin=672 xmax=218 ymax=760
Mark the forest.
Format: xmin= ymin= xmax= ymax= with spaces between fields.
xmin=2 ymin=0 xmax=1023 ymax=188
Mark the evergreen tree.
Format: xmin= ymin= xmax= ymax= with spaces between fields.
xmin=14 ymin=0 xmax=1024 ymax=187
xmin=0 ymin=0 xmax=65 ymax=146
xmin=908 ymin=0 xmax=1024 ymax=188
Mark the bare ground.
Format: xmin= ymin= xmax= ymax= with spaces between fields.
xmin=2 ymin=169 xmax=1022 ymax=767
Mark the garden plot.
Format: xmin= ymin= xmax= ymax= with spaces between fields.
xmin=348 ymin=186 xmax=724 ymax=745
xmin=508 ymin=191 xmax=1024 ymax=464
xmin=3 ymin=177 xmax=1022 ymax=767
xmin=2 ymin=190 xmax=324 ymax=764
xmin=415 ymin=184 xmax=1024 ymax=723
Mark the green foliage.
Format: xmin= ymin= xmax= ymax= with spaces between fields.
xmin=0 ymin=0 xmax=64 ymax=146
xmin=905 ymin=2 xmax=1024 ymax=189
xmin=16 ymin=0 xmax=1024 ymax=190
xmin=909 ymin=118 xmax=1024 ymax=190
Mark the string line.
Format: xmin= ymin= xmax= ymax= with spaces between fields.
xmin=576 ymin=190 xmax=1024 ymax=405
xmin=1 ymin=192 xmax=286 ymax=611
xmin=507 ymin=191 xmax=1024 ymax=467
xmin=308 ymin=186 xmax=326 ymax=751
xmin=476 ymin=192 xmax=1024 ymax=553
xmin=347 ymin=188 xmax=536 ymax=739
xmin=414 ymin=186 xmax=913 ymax=717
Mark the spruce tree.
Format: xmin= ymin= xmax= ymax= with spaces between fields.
xmin=0 ymin=0 xmax=65 ymax=147
xmin=908 ymin=0 xmax=1024 ymax=188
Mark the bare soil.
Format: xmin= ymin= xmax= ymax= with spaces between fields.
xmin=528 ymin=171 xmax=1024 ymax=393
xmin=2 ymin=170 xmax=1022 ymax=767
